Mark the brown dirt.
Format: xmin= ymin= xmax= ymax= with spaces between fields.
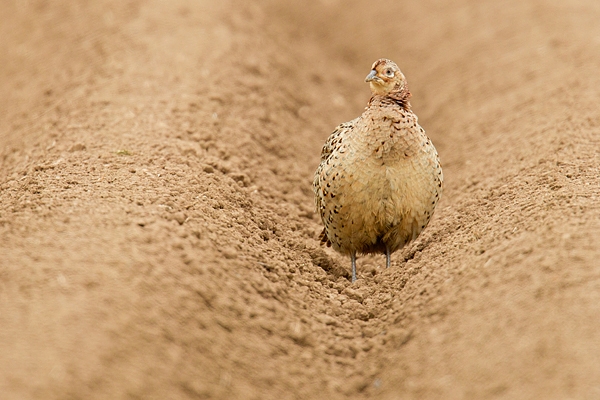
xmin=1 ymin=0 xmax=599 ymax=399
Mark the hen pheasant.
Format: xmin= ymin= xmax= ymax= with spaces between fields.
xmin=313 ymin=59 xmax=443 ymax=282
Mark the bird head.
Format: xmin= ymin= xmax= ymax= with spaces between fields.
xmin=365 ymin=59 xmax=407 ymax=96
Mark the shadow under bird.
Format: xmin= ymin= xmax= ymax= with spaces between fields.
xmin=313 ymin=58 xmax=443 ymax=282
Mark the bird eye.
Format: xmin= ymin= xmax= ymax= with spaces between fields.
xmin=385 ymin=69 xmax=394 ymax=77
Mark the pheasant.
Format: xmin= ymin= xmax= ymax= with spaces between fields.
xmin=313 ymin=59 xmax=443 ymax=282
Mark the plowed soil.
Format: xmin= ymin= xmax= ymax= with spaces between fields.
xmin=1 ymin=1 xmax=599 ymax=399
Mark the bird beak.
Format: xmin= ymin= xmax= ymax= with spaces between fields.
xmin=365 ymin=70 xmax=379 ymax=83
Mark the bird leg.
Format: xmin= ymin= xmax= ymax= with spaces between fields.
xmin=385 ymin=246 xmax=391 ymax=269
xmin=351 ymin=252 xmax=357 ymax=283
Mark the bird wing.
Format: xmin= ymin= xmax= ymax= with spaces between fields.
xmin=313 ymin=118 xmax=360 ymax=246
xmin=319 ymin=118 xmax=359 ymax=161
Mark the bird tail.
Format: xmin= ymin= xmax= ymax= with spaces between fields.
xmin=318 ymin=228 xmax=332 ymax=247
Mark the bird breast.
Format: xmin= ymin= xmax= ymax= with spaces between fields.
xmin=318 ymin=105 xmax=441 ymax=254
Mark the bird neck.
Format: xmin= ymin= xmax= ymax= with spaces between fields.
xmin=368 ymin=87 xmax=412 ymax=111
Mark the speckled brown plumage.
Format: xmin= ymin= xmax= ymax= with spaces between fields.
xmin=313 ymin=59 xmax=443 ymax=282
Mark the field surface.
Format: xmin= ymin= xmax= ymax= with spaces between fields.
xmin=1 ymin=1 xmax=599 ymax=399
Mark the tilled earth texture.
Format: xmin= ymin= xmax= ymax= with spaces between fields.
xmin=1 ymin=1 xmax=599 ymax=399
